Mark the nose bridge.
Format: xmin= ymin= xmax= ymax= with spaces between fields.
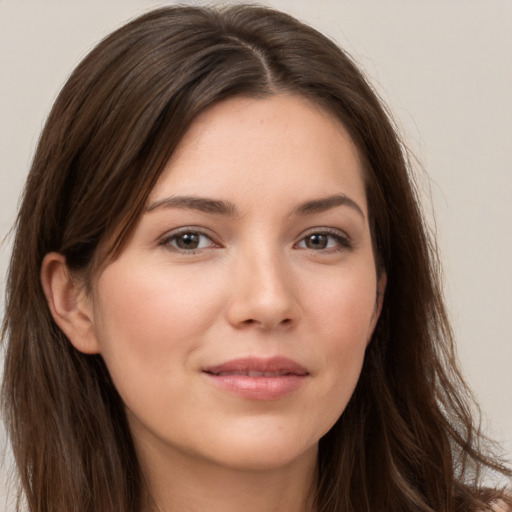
xmin=228 ymin=235 xmax=297 ymax=329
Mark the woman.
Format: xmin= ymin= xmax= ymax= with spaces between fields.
xmin=1 ymin=5 xmax=510 ymax=512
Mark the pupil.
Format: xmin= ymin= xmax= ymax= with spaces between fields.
xmin=307 ymin=234 xmax=327 ymax=249
xmin=177 ymin=233 xmax=199 ymax=249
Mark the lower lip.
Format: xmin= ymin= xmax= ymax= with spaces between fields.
xmin=204 ymin=373 xmax=307 ymax=400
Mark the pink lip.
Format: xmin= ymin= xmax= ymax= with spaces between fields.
xmin=202 ymin=357 xmax=309 ymax=401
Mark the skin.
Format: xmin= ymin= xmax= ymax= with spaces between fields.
xmin=42 ymin=94 xmax=385 ymax=512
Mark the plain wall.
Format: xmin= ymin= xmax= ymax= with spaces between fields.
xmin=1 ymin=0 xmax=511 ymax=502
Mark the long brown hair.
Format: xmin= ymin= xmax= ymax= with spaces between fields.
xmin=2 ymin=5 xmax=510 ymax=512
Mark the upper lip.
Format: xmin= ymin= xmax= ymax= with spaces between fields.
xmin=203 ymin=356 xmax=309 ymax=377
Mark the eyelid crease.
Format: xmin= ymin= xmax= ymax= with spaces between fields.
xmin=156 ymin=225 xmax=354 ymax=256
xmin=299 ymin=226 xmax=352 ymax=241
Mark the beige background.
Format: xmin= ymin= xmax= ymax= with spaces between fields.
xmin=1 ymin=0 xmax=511 ymax=502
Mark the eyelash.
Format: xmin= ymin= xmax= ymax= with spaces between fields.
xmin=159 ymin=228 xmax=219 ymax=254
xmin=295 ymin=228 xmax=352 ymax=253
xmin=159 ymin=228 xmax=352 ymax=254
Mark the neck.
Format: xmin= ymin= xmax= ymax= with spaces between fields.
xmin=137 ymin=438 xmax=318 ymax=512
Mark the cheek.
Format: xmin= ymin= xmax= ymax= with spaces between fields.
xmin=304 ymin=263 xmax=378 ymax=348
xmin=90 ymin=261 xmax=225 ymax=393
xmin=94 ymin=260 xmax=223 ymax=345
xmin=300 ymin=266 xmax=377 ymax=425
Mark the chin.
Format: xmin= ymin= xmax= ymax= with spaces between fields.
xmin=209 ymin=437 xmax=319 ymax=472
xmin=190 ymin=417 xmax=324 ymax=472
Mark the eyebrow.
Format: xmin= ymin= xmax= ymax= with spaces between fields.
xmin=293 ymin=194 xmax=365 ymax=219
xmin=146 ymin=193 xmax=364 ymax=219
xmin=146 ymin=196 xmax=239 ymax=216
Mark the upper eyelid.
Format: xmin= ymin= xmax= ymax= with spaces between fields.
xmin=159 ymin=226 xmax=217 ymax=239
xmin=298 ymin=226 xmax=351 ymax=240
xmin=157 ymin=225 xmax=352 ymax=247
xmin=158 ymin=227 xmax=220 ymax=248
xmin=294 ymin=227 xmax=353 ymax=250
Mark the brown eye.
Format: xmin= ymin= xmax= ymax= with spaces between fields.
xmin=296 ymin=230 xmax=351 ymax=252
xmin=161 ymin=231 xmax=216 ymax=252
xmin=175 ymin=233 xmax=201 ymax=250
xmin=305 ymin=234 xmax=329 ymax=249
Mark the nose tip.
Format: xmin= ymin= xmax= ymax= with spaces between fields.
xmin=226 ymin=257 xmax=298 ymax=330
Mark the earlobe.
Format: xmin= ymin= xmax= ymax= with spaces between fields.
xmin=41 ymin=252 xmax=101 ymax=354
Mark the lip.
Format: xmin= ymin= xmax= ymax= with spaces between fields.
xmin=202 ymin=356 xmax=309 ymax=401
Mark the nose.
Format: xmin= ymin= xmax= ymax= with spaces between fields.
xmin=226 ymin=248 xmax=299 ymax=331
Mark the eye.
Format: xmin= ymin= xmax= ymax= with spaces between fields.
xmin=160 ymin=230 xmax=217 ymax=253
xmin=296 ymin=230 xmax=351 ymax=252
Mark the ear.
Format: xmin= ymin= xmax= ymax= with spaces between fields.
xmin=367 ymin=271 xmax=387 ymax=344
xmin=41 ymin=252 xmax=101 ymax=354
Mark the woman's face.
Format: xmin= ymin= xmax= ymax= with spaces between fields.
xmin=86 ymin=94 xmax=383 ymax=473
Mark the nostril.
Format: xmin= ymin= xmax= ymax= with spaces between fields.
xmin=239 ymin=317 xmax=292 ymax=329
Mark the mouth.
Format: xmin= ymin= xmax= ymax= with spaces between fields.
xmin=203 ymin=356 xmax=309 ymax=377
xmin=210 ymin=370 xmax=303 ymax=377
xmin=202 ymin=357 xmax=309 ymax=400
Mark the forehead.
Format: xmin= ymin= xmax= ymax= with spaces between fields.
xmin=150 ymin=94 xmax=367 ymax=214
